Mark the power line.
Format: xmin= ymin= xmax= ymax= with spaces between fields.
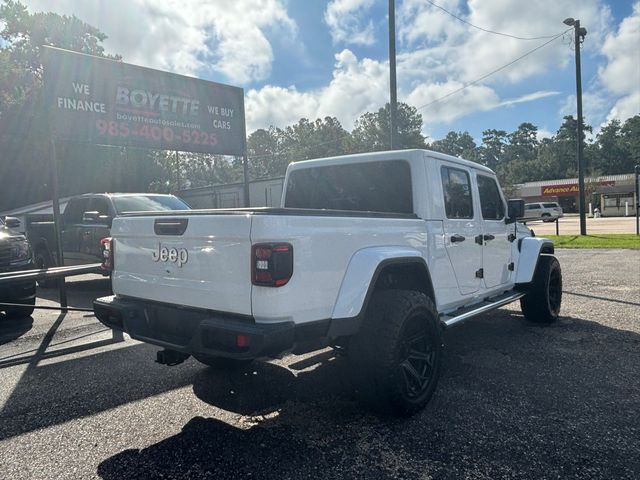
xmin=415 ymin=29 xmax=570 ymax=112
xmin=248 ymin=30 xmax=571 ymax=161
xmin=423 ymin=0 xmax=562 ymax=40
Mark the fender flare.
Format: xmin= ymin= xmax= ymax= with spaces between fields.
xmin=328 ymin=246 xmax=434 ymax=338
xmin=515 ymin=237 xmax=555 ymax=284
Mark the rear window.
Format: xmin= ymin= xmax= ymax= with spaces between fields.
xmin=543 ymin=203 xmax=559 ymax=208
xmin=284 ymin=160 xmax=413 ymax=214
xmin=113 ymin=195 xmax=190 ymax=214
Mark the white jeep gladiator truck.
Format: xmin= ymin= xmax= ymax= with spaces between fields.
xmin=94 ymin=149 xmax=562 ymax=416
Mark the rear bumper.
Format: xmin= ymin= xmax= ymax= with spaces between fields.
xmin=94 ymin=295 xmax=300 ymax=360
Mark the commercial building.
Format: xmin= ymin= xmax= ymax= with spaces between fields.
xmin=513 ymin=173 xmax=637 ymax=217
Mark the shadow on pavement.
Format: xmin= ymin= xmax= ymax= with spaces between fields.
xmin=564 ymin=290 xmax=640 ymax=307
xmin=0 ymin=340 xmax=193 ymax=441
xmin=36 ymin=276 xmax=111 ymax=309
xmin=96 ymin=310 xmax=640 ymax=480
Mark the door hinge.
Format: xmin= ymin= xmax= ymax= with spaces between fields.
xmin=508 ymin=262 xmax=515 ymax=271
xmin=475 ymin=268 xmax=484 ymax=278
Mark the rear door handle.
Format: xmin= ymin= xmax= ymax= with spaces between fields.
xmin=483 ymin=234 xmax=495 ymax=241
xmin=450 ymin=234 xmax=465 ymax=243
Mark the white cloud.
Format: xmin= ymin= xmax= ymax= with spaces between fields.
xmin=599 ymin=2 xmax=640 ymax=123
xmin=405 ymin=81 xmax=499 ymax=123
xmin=246 ymin=49 xmax=561 ymax=132
xmin=324 ymin=0 xmax=376 ymax=45
xmin=398 ymin=0 xmax=611 ymax=86
xmin=22 ymin=0 xmax=296 ymax=83
xmin=246 ymin=49 xmax=388 ymax=131
xmin=536 ymin=128 xmax=554 ymax=141
xmin=499 ymin=91 xmax=561 ymax=108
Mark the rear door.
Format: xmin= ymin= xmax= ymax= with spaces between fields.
xmin=111 ymin=213 xmax=253 ymax=315
xmin=61 ymin=198 xmax=90 ymax=265
xmin=477 ymin=174 xmax=511 ymax=288
xmin=440 ymin=165 xmax=482 ymax=294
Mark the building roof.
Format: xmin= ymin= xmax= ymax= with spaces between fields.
xmin=516 ymin=173 xmax=635 ymax=188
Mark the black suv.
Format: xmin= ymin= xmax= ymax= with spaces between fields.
xmin=0 ymin=217 xmax=36 ymax=319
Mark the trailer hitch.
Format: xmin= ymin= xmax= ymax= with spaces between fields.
xmin=156 ymin=349 xmax=190 ymax=366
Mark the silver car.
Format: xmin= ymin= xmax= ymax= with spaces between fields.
xmin=524 ymin=202 xmax=564 ymax=222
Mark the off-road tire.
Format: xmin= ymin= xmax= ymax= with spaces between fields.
xmin=520 ymin=255 xmax=562 ymax=324
xmin=4 ymin=296 xmax=36 ymax=319
xmin=348 ymin=289 xmax=442 ymax=417
xmin=194 ymin=354 xmax=254 ymax=370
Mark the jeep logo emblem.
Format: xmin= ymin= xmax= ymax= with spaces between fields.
xmin=152 ymin=244 xmax=188 ymax=267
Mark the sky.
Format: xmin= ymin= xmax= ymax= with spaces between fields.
xmin=20 ymin=0 xmax=640 ymax=142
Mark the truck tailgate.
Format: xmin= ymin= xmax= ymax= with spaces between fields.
xmin=111 ymin=214 xmax=252 ymax=315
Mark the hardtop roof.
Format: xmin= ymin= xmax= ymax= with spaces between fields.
xmin=286 ymin=149 xmax=495 ymax=175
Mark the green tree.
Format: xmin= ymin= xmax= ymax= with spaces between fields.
xmin=351 ymin=102 xmax=427 ymax=152
xmin=429 ymin=131 xmax=478 ymax=160
xmin=478 ymin=129 xmax=508 ymax=171
xmin=0 ymin=1 xmax=161 ymax=211
xmin=619 ymin=115 xmax=640 ymax=172
xmin=506 ymin=123 xmax=538 ymax=164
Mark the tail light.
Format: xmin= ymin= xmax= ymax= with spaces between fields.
xmin=251 ymin=243 xmax=293 ymax=287
xmin=100 ymin=237 xmax=114 ymax=271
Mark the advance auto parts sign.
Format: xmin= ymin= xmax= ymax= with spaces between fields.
xmin=43 ymin=46 xmax=245 ymax=156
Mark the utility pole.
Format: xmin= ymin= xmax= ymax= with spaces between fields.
xmin=635 ymin=164 xmax=639 ymax=236
xmin=388 ymin=0 xmax=398 ymax=150
xmin=564 ymin=17 xmax=588 ymax=235
xmin=175 ymin=150 xmax=180 ymax=191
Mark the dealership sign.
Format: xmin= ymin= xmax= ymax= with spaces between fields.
xmin=43 ymin=46 xmax=245 ymax=155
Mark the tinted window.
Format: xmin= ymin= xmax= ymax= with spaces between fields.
xmin=284 ymin=160 xmax=413 ymax=214
xmin=113 ymin=195 xmax=190 ymax=214
xmin=525 ymin=204 xmax=539 ymax=210
xmin=64 ymin=198 xmax=90 ymax=224
xmin=477 ymin=175 xmax=505 ymax=220
xmin=441 ymin=167 xmax=473 ymax=219
xmin=90 ymin=197 xmax=111 ymax=216
xmin=542 ymin=202 xmax=558 ymax=208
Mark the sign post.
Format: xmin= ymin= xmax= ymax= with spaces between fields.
xmin=49 ymin=137 xmax=67 ymax=309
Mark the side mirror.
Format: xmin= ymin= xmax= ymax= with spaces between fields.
xmin=4 ymin=216 xmax=21 ymax=229
xmin=82 ymin=211 xmax=100 ymax=223
xmin=506 ymin=199 xmax=525 ymax=224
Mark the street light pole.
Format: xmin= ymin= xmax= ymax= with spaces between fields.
xmin=564 ymin=17 xmax=588 ymax=235
xmin=388 ymin=0 xmax=398 ymax=150
xmin=635 ymin=164 xmax=639 ymax=236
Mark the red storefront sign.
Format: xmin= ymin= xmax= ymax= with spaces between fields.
xmin=541 ymin=181 xmax=615 ymax=197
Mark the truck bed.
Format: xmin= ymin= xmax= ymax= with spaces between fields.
xmin=110 ymin=208 xmax=429 ymax=324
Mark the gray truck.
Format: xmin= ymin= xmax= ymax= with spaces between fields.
xmin=26 ymin=193 xmax=189 ymax=284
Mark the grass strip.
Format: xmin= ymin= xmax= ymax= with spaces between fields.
xmin=544 ymin=234 xmax=640 ymax=250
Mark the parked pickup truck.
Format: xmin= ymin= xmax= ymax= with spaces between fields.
xmin=94 ymin=149 xmax=562 ymax=416
xmin=26 ymin=193 xmax=190 ymax=284
xmin=0 ymin=216 xmax=36 ymax=319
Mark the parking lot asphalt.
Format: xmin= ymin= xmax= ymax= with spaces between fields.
xmin=0 ymin=249 xmax=639 ymax=480
xmin=526 ymin=215 xmax=638 ymax=235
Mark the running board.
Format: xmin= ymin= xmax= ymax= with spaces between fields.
xmin=440 ymin=291 xmax=525 ymax=329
